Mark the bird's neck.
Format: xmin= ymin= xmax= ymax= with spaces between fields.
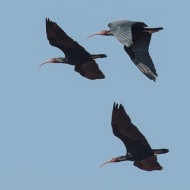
xmin=55 ymin=57 xmax=69 ymax=63
xmin=115 ymin=155 xmax=129 ymax=162
xmin=106 ymin=30 xmax=114 ymax=36
xmin=116 ymin=153 xmax=133 ymax=162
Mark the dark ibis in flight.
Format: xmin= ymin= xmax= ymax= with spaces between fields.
xmin=100 ymin=103 xmax=169 ymax=171
xmin=88 ymin=20 xmax=163 ymax=81
xmin=40 ymin=18 xmax=106 ymax=80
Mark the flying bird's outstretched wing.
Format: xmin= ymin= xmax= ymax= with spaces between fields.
xmin=46 ymin=18 xmax=90 ymax=57
xmin=108 ymin=21 xmax=147 ymax=47
xmin=74 ymin=60 xmax=105 ymax=80
xmin=111 ymin=103 xmax=151 ymax=151
xmin=133 ymin=155 xmax=162 ymax=171
xmin=124 ymin=32 xmax=158 ymax=81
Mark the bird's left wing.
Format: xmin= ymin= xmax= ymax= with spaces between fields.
xmin=111 ymin=103 xmax=151 ymax=149
xmin=46 ymin=18 xmax=90 ymax=56
xmin=133 ymin=156 xmax=162 ymax=171
xmin=74 ymin=60 xmax=105 ymax=80
xmin=108 ymin=21 xmax=147 ymax=47
xmin=124 ymin=32 xmax=158 ymax=81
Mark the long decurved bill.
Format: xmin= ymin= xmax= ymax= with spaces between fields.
xmin=99 ymin=158 xmax=116 ymax=167
xmin=87 ymin=31 xmax=105 ymax=39
xmin=39 ymin=60 xmax=52 ymax=68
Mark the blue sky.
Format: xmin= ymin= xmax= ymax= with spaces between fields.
xmin=1 ymin=0 xmax=190 ymax=189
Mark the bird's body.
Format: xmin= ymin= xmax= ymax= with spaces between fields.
xmin=40 ymin=18 xmax=106 ymax=80
xmin=100 ymin=103 xmax=169 ymax=171
xmin=88 ymin=20 xmax=163 ymax=81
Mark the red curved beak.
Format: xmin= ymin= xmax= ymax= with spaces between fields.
xmin=99 ymin=158 xmax=116 ymax=168
xmin=87 ymin=31 xmax=103 ymax=39
xmin=38 ymin=60 xmax=52 ymax=68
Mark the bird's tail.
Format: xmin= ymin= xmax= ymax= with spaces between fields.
xmin=153 ymin=148 xmax=169 ymax=155
xmin=91 ymin=54 xmax=107 ymax=59
xmin=143 ymin=27 xmax=163 ymax=33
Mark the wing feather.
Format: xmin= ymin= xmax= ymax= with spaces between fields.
xmin=133 ymin=156 xmax=163 ymax=171
xmin=74 ymin=60 xmax=105 ymax=80
xmin=108 ymin=21 xmax=147 ymax=47
xmin=111 ymin=103 xmax=151 ymax=150
xmin=46 ymin=18 xmax=90 ymax=57
xmin=124 ymin=32 xmax=158 ymax=81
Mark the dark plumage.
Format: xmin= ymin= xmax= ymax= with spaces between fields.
xmin=40 ymin=18 xmax=106 ymax=80
xmin=100 ymin=103 xmax=169 ymax=171
xmin=88 ymin=20 xmax=163 ymax=81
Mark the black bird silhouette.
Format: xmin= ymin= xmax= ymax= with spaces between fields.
xmin=40 ymin=18 xmax=106 ymax=80
xmin=88 ymin=20 xmax=163 ymax=81
xmin=100 ymin=103 xmax=169 ymax=171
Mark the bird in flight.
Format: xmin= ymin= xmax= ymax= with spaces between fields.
xmin=100 ymin=103 xmax=169 ymax=171
xmin=88 ymin=20 xmax=163 ymax=81
xmin=40 ymin=18 xmax=106 ymax=80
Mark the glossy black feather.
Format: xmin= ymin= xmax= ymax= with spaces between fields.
xmin=46 ymin=18 xmax=90 ymax=59
xmin=124 ymin=32 xmax=158 ymax=81
xmin=45 ymin=18 xmax=106 ymax=79
xmin=111 ymin=103 xmax=168 ymax=171
xmin=74 ymin=60 xmax=105 ymax=80
xmin=112 ymin=103 xmax=152 ymax=156
xmin=134 ymin=156 xmax=162 ymax=171
xmin=108 ymin=20 xmax=162 ymax=81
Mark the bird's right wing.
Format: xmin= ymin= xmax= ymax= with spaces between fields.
xmin=46 ymin=18 xmax=90 ymax=57
xmin=111 ymin=103 xmax=151 ymax=150
xmin=108 ymin=21 xmax=147 ymax=47
xmin=124 ymin=32 xmax=158 ymax=81
xmin=74 ymin=60 xmax=105 ymax=80
xmin=133 ymin=156 xmax=162 ymax=171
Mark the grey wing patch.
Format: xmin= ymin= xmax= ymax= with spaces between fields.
xmin=133 ymin=156 xmax=163 ymax=171
xmin=75 ymin=60 xmax=105 ymax=80
xmin=108 ymin=21 xmax=137 ymax=47
xmin=114 ymin=28 xmax=133 ymax=47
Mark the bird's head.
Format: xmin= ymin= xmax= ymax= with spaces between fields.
xmin=39 ymin=57 xmax=67 ymax=67
xmin=100 ymin=156 xmax=127 ymax=167
xmin=87 ymin=30 xmax=113 ymax=39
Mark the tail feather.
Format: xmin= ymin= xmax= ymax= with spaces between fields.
xmin=153 ymin=148 xmax=169 ymax=155
xmin=91 ymin=54 xmax=107 ymax=59
xmin=143 ymin=27 xmax=163 ymax=33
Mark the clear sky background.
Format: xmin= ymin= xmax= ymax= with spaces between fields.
xmin=0 ymin=0 xmax=189 ymax=189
